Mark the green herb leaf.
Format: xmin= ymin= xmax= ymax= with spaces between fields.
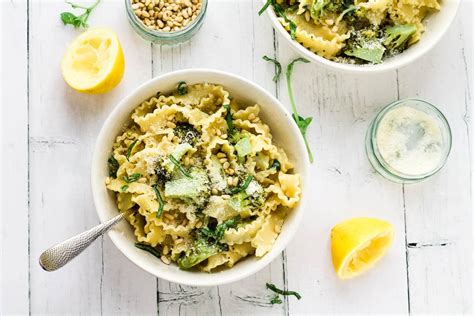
xmin=223 ymin=104 xmax=234 ymax=136
xmin=123 ymin=173 xmax=141 ymax=183
xmin=121 ymin=185 xmax=129 ymax=192
xmin=200 ymin=216 xmax=240 ymax=243
xmin=272 ymin=2 xmax=297 ymax=40
xmin=177 ymin=81 xmax=188 ymax=95
xmin=108 ymin=155 xmax=119 ymax=178
xmin=262 ymin=55 xmax=282 ymax=83
xmin=152 ymin=185 xmax=164 ymax=218
xmin=270 ymin=159 xmax=281 ymax=172
xmin=135 ymin=242 xmax=161 ymax=259
xmin=270 ymin=294 xmax=283 ymax=304
xmin=60 ymin=0 xmax=101 ymax=28
xmin=126 ymin=139 xmax=138 ymax=161
xmin=286 ymin=58 xmax=314 ymax=163
xmin=266 ymin=283 xmax=302 ymax=300
xmin=169 ymin=155 xmax=192 ymax=178
xmin=230 ymin=175 xmax=253 ymax=195
xmin=258 ymin=0 xmax=272 ymax=15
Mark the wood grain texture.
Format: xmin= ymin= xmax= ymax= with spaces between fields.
xmin=0 ymin=0 xmax=29 ymax=313
xmin=0 ymin=0 xmax=471 ymax=314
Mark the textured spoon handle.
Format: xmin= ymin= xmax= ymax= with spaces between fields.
xmin=39 ymin=211 xmax=130 ymax=271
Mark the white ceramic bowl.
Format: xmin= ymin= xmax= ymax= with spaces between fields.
xmin=91 ymin=69 xmax=310 ymax=286
xmin=263 ymin=0 xmax=460 ymax=73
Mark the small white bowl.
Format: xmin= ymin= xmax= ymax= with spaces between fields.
xmin=91 ymin=69 xmax=310 ymax=286
xmin=263 ymin=0 xmax=460 ymax=73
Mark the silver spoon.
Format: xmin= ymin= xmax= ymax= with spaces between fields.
xmin=39 ymin=210 xmax=132 ymax=271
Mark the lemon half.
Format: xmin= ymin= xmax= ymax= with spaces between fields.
xmin=62 ymin=28 xmax=124 ymax=94
xmin=331 ymin=217 xmax=394 ymax=279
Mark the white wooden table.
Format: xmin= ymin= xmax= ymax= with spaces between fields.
xmin=1 ymin=0 xmax=472 ymax=314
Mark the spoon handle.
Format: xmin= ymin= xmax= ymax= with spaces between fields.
xmin=39 ymin=211 xmax=130 ymax=271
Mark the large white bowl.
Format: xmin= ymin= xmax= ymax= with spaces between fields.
xmin=264 ymin=0 xmax=460 ymax=73
xmin=91 ymin=69 xmax=310 ymax=286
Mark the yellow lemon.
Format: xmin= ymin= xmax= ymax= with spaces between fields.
xmin=331 ymin=217 xmax=394 ymax=279
xmin=62 ymin=28 xmax=124 ymax=94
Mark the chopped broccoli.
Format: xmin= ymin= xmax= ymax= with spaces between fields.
xmin=310 ymin=0 xmax=328 ymax=19
xmin=164 ymin=168 xmax=210 ymax=207
xmin=228 ymin=179 xmax=266 ymax=217
xmin=178 ymin=217 xmax=239 ymax=270
xmin=383 ymin=24 xmax=416 ymax=52
xmin=344 ymin=28 xmax=386 ymax=64
xmin=235 ymin=136 xmax=252 ymax=157
xmin=174 ymin=123 xmax=200 ymax=145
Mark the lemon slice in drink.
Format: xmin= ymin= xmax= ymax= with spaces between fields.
xmin=62 ymin=28 xmax=124 ymax=94
xmin=331 ymin=217 xmax=394 ymax=279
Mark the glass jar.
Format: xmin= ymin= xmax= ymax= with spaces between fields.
xmin=365 ymin=99 xmax=452 ymax=184
xmin=125 ymin=0 xmax=208 ymax=45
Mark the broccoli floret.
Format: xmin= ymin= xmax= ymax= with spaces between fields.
xmin=155 ymin=156 xmax=173 ymax=183
xmin=174 ymin=123 xmax=200 ymax=145
xmin=344 ymin=28 xmax=386 ymax=64
xmin=383 ymin=24 xmax=416 ymax=52
xmin=178 ymin=218 xmax=238 ymax=270
xmin=310 ymin=0 xmax=328 ymax=19
xmin=228 ymin=179 xmax=266 ymax=217
xmin=235 ymin=136 xmax=252 ymax=157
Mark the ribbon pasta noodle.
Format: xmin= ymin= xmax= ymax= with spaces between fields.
xmin=105 ymin=83 xmax=301 ymax=272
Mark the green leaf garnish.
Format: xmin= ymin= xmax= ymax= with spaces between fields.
xmin=230 ymin=175 xmax=253 ymax=194
xmin=60 ymin=0 xmax=101 ymax=28
xmin=286 ymin=58 xmax=314 ymax=163
xmin=134 ymin=242 xmax=161 ymax=259
xmin=108 ymin=155 xmax=119 ymax=178
xmin=258 ymin=0 xmax=297 ymax=40
xmin=152 ymin=185 xmax=164 ymax=218
xmin=262 ymin=55 xmax=282 ymax=82
xmin=258 ymin=0 xmax=272 ymax=15
xmin=266 ymin=283 xmax=302 ymax=300
xmin=126 ymin=139 xmax=138 ymax=161
xmin=270 ymin=294 xmax=283 ymax=304
xmin=121 ymin=185 xmax=129 ymax=192
xmin=169 ymin=155 xmax=192 ymax=178
xmin=200 ymin=216 xmax=240 ymax=243
xmin=177 ymin=81 xmax=188 ymax=95
xmin=270 ymin=159 xmax=281 ymax=172
xmin=123 ymin=173 xmax=141 ymax=183
xmin=223 ymin=103 xmax=234 ymax=136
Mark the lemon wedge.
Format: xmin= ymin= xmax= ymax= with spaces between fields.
xmin=62 ymin=28 xmax=124 ymax=94
xmin=331 ymin=217 xmax=394 ymax=279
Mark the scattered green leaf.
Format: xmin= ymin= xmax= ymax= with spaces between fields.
xmin=126 ymin=139 xmax=138 ymax=161
xmin=262 ymin=55 xmax=282 ymax=82
xmin=270 ymin=294 xmax=283 ymax=304
xmin=108 ymin=155 xmax=119 ymax=178
xmin=266 ymin=283 xmax=302 ymax=300
xmin=258 ymin=0 xmax=297 ymax=40
xmin=123 ymin=173 xmax=141 ymax=183
xmin=270 ymin=159 xmax=281 ymax=172
xmin=286 ymin=58 xmax=314 ymax=163
xmin=230 ymin=175 xmax=253 ymax=195
xmin=121 ymin=185 xmax=129 ymax=192
xmin=169 ymin=155 xmax=192 ymax=178
xmin=135 ymin=242 xmax=161 ymax=259
xmin=223 ymin=103 xmax=234 ymax=136
xmin=60 ymin=0 xmax=101 ymax=28
xmin=177 ymin=81 xmax=188 ymax=95
xmin=152 ymin=185 xmax=164 ymax=218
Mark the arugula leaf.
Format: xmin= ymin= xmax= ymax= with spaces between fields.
xmin=108 ymin=155 xmax=119 ymax=178
xmin=121 ymin=185 xmax=129 ymax=192
xmin=169 ymin=155 xmax=192 ymax=178
xmin=60 ymin=0 xmax=101 ymax=28
xmin=270 ymin=294 xmax=283 ymax=304
xmin=126 ymin=139 xmax=138 ymax=161
xmin=258 ymin=0 xmax=297 ymax=40
xmin=177 ymin=81 xmax=188 ymax=95
xmin=152 ymin=185 xmax=164 ymax=218
xmin=230 ymin=175 xmax=253 ymax=195
xmin=286 ymin=58 xmax=314 ymax=163
xmin=223 ymin=103 xmax=235 ymax=136
xmin=135 ymin=243 xmax=161 ymax=259
xmin=262 ymin=55 xmax=282 ymax=82
xmin=266 ymin=283 xmax=302 ymax=300
xmin=123 ymin=173 xmax=141 ymax=183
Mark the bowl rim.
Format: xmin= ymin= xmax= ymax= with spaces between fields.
xmin=262 ymin=0 xmax=460 ymax=73
xmin=91 ymin=69 xmax=310 ymax=286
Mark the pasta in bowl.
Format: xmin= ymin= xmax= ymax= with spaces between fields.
xmin=262 ymin=0 xmax=459 ymax=72
xmin=92 ymin=70 xmax=309 ymax=285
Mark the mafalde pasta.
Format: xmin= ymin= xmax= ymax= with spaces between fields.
xmin=271 ymin=0 xmax=441 ymax=64
xmin=105 ymin=82 xmax=301 ymax=272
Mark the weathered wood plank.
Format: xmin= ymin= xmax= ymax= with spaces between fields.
xmin=273 ymin=28 xmax=410 ymax=313
xmin=397 ymin=3 xmax=472 ymax=313
xmin=0 ymin=0 xmax=29 ymax=313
